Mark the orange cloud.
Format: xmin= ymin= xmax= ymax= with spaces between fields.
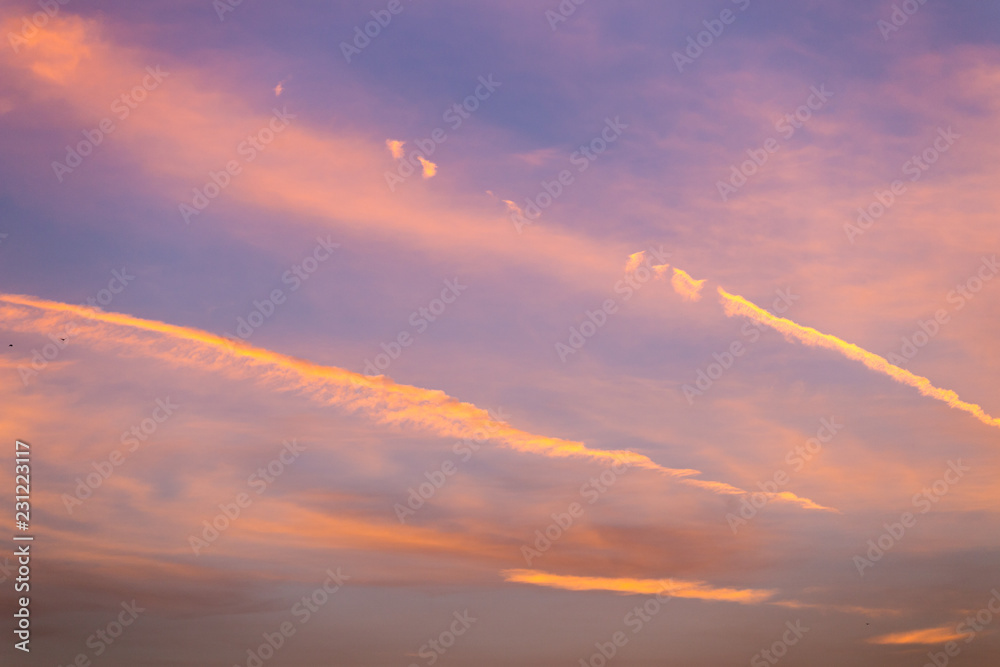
xmin=625 ymin=250 xmax=674 ymax=284
xmin=681 ymin=479 xmax=836 ymax=512
xmin=386 ymin=138 xmax=405 ymax=159
xmin=868 ymin=625 xmax=967 ymax=645
xmin=2 ymin=14 xmax=92 ymax=83
xmin=718 ymin=287 xmax=1000 ymax=431
xmin=773 ymin=599 xmax=902 ymax=617
xmin=501 ymin=569 xmax=776 ymax=604
xmin=624 ymin=251 xmax=646 ymax=273
xmin=502 ymin=199 xmax=523 ymax=217
xmin=0 ymin=14 xmax=645 ymax=300
xmin=0 ymin=293 xmax=846 ymax=513
xmin=671 ymin=267 xmax=706 ymax=302
xmin=769 ymin=491 xmax=838 ymax=512
xmin=0 ymin=294 xmax=699 ymax=477
xmin=4 ymin=290 xmax=855 ymax=517
xmin=418 ymin=155 xmax=437 ymax=178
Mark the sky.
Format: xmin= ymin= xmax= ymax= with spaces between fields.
xmin=0 ymin=0 xmax=999 ymax=665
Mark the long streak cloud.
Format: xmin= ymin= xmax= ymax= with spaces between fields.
xmin=502 ymin=569 xmax=776 ymax=604
xmin=717 ymin=287 xmax=1000 ymax=430
xmin=0 ymin=293 xmax=830 ymax=509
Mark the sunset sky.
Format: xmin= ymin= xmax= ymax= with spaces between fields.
xmin=1 ymin=1 xmax=999 ymax=665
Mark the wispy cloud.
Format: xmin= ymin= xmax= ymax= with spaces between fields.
xmin=717 ymin=287 xmax=1000 ymax=430
xmin=624 ymin=251 xmax=646 ymax=273
xmin=502 ymin=569 xmax=776 ymax=604
xmin=418 ymin=155 xmax=437 ymax=179
xmin=768 ymin=491 xmax=839 ymax=512
xmin=868 ymin=625 xmax=967 ymax=645
xmin=0 ymin=294 xmax=716 ymax=480
xmin=0 ymin=293 xmax=843 ymax=512
xmin=386 ymin=139 xmax=405 ymax=159
xmin=671 ymin=267 xmax=706 ymax=302
xmin=774 ymin=600 xmax=902 ymax=618
xmin=502 ymin=199 xmax=522 ymax=217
